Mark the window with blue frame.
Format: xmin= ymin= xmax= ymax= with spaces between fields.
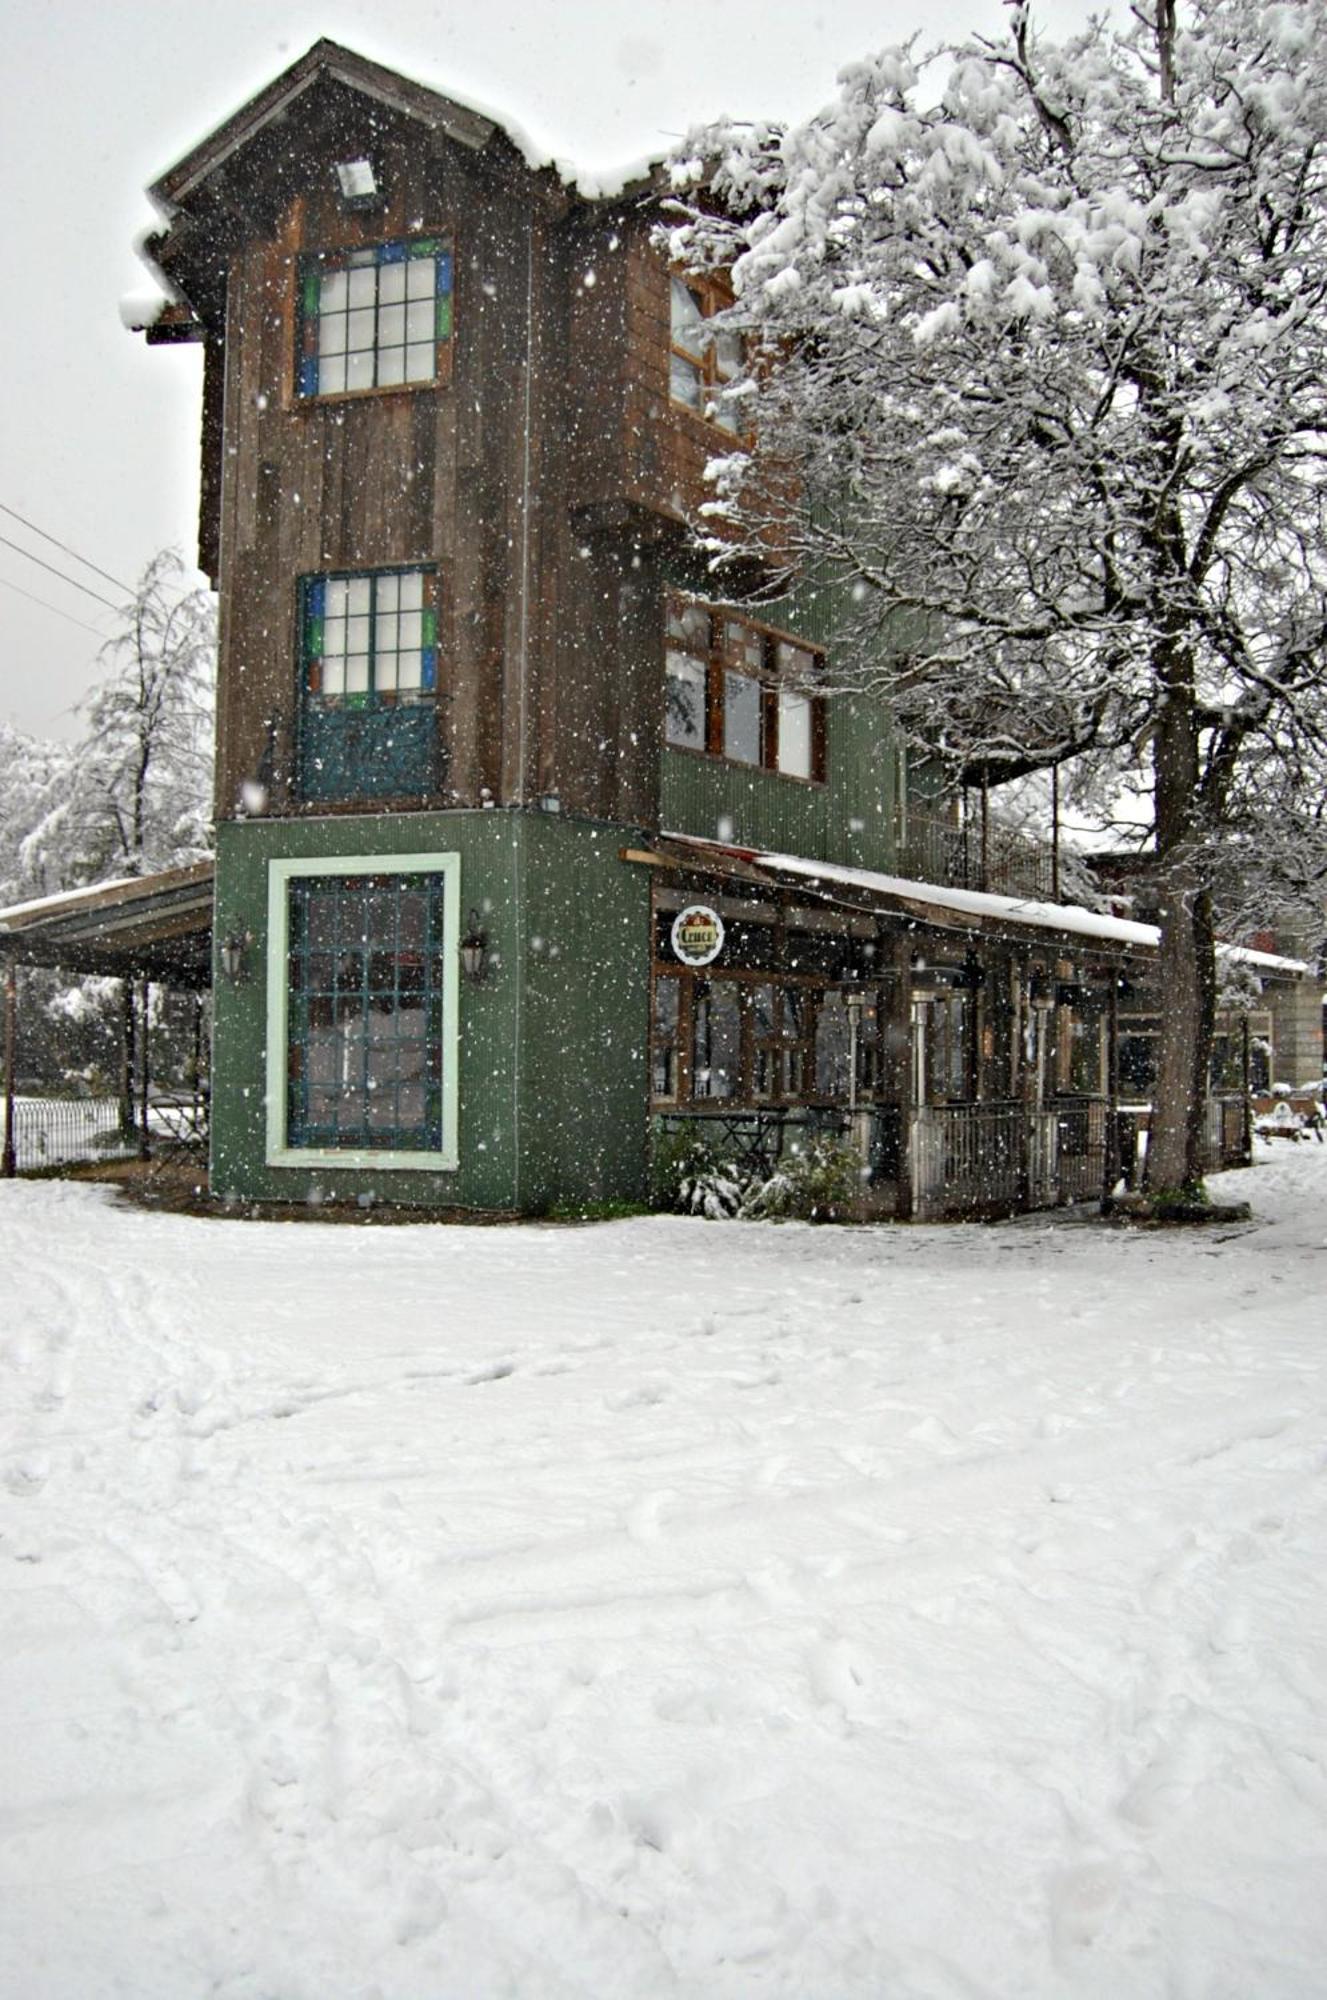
xmin=298 ymin=239 xmax=453 ymax=397
xmin=298 ymin=567 xmax=439 ymax=801
xmin=286 ymin=872 xmax=447 ymax=1152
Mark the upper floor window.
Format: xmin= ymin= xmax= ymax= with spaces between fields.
xmin=664 ymin=597 xmax=826 ymax=782
xmin=298 ymin=567 xmax=439 ymax=801
xmin=670 ymin=275 xmax=743 ymax=433
xmin=298 ymin=239 xmax=453 ymax=398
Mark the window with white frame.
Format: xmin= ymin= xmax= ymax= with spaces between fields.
xmin=265 ymin=853 xmax=460 ymax=1169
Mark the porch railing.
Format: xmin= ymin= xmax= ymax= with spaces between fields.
xmin=911 ymin=1101 xmax=1028 ymax=1219
xmin=896 ymin=810 xmax=1059 ymax=903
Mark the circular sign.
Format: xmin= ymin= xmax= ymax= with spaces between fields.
xmin=671 ymin=903 xmax=726 ymax=968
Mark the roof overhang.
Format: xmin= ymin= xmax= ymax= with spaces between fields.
xmin=0 ymin=862 xmax=214 ymax=987
xmin=149 ymin=40 xmax=498 ymax=215
xmin=630 ymin=834 xmax=1153 ymax=961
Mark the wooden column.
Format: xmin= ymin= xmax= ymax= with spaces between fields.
xmin=1102 ymin=969 xmax=1121 ymax=1204
xmin=882 ymin=927 xmax=914 ymax=1219
xmin=2 ymin=961 xmax=16 ymax=1179
xmin=137 ymin=977 xmax=151 ymax=1162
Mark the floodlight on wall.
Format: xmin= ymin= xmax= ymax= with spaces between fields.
xmin=219 ymin=929 xmax=252 ymax=987
xmin=459 ymin=908 xmax=490 ymax=984
xmin=334 ymin=158 xmax=380 ymax=208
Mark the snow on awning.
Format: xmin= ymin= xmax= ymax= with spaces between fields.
xmin=652 ymin=833 xmax=1313 ymax=976
xmin=0 ymin=862 xmax=214 ymax=985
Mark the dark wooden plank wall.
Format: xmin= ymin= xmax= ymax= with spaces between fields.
xmin=211 ymin=125 xmax=707 ymax=831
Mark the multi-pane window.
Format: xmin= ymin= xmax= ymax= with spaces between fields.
xmin=670 ymin=275 xmax=743 ymax=433
xmin=298 ymin=568 xmax=439 ymax=802
xmin=650 ymin=969 xmax=862 ymax=1109
xmin=286 ymin=872 xmax=447 ymax=1151
xmin=298 ymin=239 xmax=453 ymax=397
xmin=664 ymin=596 xmax=826 ymax=781
xmin=303 ymin=569 xmax=437 ymax=707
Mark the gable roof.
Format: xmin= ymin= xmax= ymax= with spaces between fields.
xmin=149 ymin=40 xmax=501 ymax=214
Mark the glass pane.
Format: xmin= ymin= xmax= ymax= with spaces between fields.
xmin=670 ymin=354 xmax=703 ymax=409
xmin=670 ymin=277 xmax=707 ymax=358
xmin=377 ymin=348 xmax=406 ymax=387
xmin=320 ymin=269 xmax=348 ymax=315
xmin=778 ymin=690 xmax=813 ymax=778
xmin=346 ymin=577 xmax=372 ymax=615
xmin=693 ymin=982 xmax=740 ymax=1100
xmin=407 ymin=256 xmax=437 ymax=299
xmin=665 ymin=653 xmax=706 ymax=747
xmin=346 ymin=306 xmax=376 ymax=355
xmin=652 ymin=976 xmax=680 ymax=1099
xmin=405 ymin=298 xmax=435 ymax=343
xmin=399 ymin=571 xmax=423 ymax=610
xmin=319 ymin=313 xmax=347 ymax=357
xmin=345 ymin=348 xmax=375 ymax=391
xmin=378 ymin=302 xmax=406 ymax=348
xmin=723 ymin=671 xmax=762 ymax=764
xmin=816 ymin=992 xmax=851 ymax=1099
xmin=347 ymin=264 xmax=376 ymax=307
xmin=378 ymin=260 xmax=407 ymax=304
xmin=405 ymin=342 xmax=435 ymax=382
xmin=318 ymin=353 xmax=347 ymax=395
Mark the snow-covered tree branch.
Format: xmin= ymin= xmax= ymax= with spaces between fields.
xmin=667 ymin=0 xmax=1327 ymax=1192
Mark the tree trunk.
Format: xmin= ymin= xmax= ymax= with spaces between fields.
xmin=1146 ymin=683 xmax=1215 ymax=1195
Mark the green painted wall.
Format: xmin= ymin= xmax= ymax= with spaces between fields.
xmin=657 ymin=565 xmax=903 ymax=871
xmin=212 ymin=808 xmax=651 ymax=1211
xmin=661 ymin=688 xmax=897 ymax=869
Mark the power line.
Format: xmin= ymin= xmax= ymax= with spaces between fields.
xmin=0 ymin=501 xmax=134 ymax=597
xmin=0 ymin=532 xmax=123 ymax=614
xmin=0 ymin=572 xmax=109 ymax=640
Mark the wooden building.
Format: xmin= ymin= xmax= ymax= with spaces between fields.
xmin=133 ymin=39 xmax=1257 ymax=1216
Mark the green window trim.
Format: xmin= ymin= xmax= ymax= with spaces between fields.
xmin=265 ymin=852 xmax=461 ymax=1171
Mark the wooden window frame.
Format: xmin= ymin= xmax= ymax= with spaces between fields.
xmin=301 ymin=566 xmax=440 ymax=711
xmin=297 ymin=237 xmax=454 ymax=401
xmin=669 ymin=271 xmax=745 ymax=435
xmin=651 ymin=963 xmax=881 ymax=1111
xmin=664 ymin=595 xmax=827 ymax=784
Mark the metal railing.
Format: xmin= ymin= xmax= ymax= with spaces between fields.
xmin=911 ymin=1100 xmax=1028 ymax=1218
xmin=2 ymin=1097 xmax=138 ymax=1172
xmin=896 ymin=811 xmax=1059 ymax=902
xmin=1 ymin=1093 xmax=210 ymax=1174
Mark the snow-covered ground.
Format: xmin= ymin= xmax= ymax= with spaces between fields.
xmin=2 ymin=1149 xmax=1325 ymax=1999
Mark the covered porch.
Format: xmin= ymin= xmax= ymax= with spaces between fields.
xmin=636 ymin=835 xmax=1171 ymax=1219
xmin=0 ymin=863 xmax=214 ymax=1176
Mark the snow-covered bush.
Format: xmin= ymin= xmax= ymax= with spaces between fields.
xmin=741 ymin=1137 xmax=860 ymax=1223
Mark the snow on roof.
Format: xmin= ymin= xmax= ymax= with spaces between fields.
xmin=0 ymin=862 xmax=214 ymax=934
xmin=675 ymin=840 xmax=1313 ymax=976
xmin=0 ymin=876 xmax=141 ymax=929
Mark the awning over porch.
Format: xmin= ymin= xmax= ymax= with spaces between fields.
xmin=634 ymin=833 xmax=1154 ymax=962
xmin=0 ymin=861 xmax=215 ymax=987
xmin=637 ymin=832 xmax=1313 ymax=978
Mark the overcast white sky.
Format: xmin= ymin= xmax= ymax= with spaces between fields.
xmin=0 ymin=0 xmax=1092 ymax=741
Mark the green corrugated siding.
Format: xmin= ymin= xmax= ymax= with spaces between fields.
xmin=661 ymin=689 xmax=897 ymax=871
xmin=211 ymin=809 xmax=651 ymax=1212
xmin=658 ymin=568 xmax=902 ymax=870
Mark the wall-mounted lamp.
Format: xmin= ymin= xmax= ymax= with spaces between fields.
xmin=219 ymin=929 xmax=253 ymax=987
xmin=459 ymin=908 xmax=490 ymax=984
